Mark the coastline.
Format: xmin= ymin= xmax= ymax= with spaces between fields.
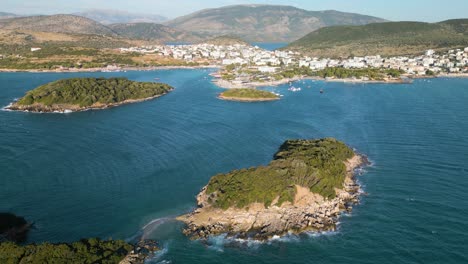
xmin=5 ymin=89 xmax=173 ymax=113
xmin=217 ymin=94 xmax=279 ymax=102
xmin=436 ymin=73 xmax=468 ymax=78
xmin=213 ymin=76 xmax=315 ymax=89
xmin=0 ymin=65 xmax=219 ymax=73
xmin=1 ymin=65 xmax=466 ymax=84
xmin=177 ymin=153 xmax=369 ymax=240
xmin=213 ymin=75 xmax=410 ymax=89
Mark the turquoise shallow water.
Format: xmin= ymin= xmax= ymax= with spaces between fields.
xmin=0 ymin=70 xmax=467 ymax=263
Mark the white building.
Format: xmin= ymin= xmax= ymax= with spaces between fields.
xmin=343 ymin=61 xmax=366 ymax=68
xmin=258 ymin=66 xmax=278 ymax=73
xmin=281 ymin=58 xmax=293 ymax=66
xmin=299 ymin=60 xmax=310 ymax=68
xmin=422 ymin=58 xmax=434 ymax=67
xmin=425 ymin=50 xmax=435 ymax=56
xmin=309 ymin=60 xmax=328 ymax=70
xmin=31 ymin=47 xmax=42 ymax=52
xmin=222 ymin=57 xmax=247 ymax=65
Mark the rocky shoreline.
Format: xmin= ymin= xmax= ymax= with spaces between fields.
xmin=5 ymin=90 xmax=173 ymax=113
xmin=218 ymin=95 xmax=280 ymax=102
xmin=177 ymin=154 xmax=369 ymax=240
xmin=213 ymin=76 xmax=310 ymax=89
xmin=213 ymin=75 xmax=411 ymax=89
xmin=119 ymin=240 xmax=160 ymax=264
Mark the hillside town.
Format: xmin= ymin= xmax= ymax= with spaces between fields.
xmin=120 ymin=44 xmax=468 ymax=76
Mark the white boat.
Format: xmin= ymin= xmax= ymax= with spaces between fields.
xmin=288 ymin=87 xmax=302 ymax=92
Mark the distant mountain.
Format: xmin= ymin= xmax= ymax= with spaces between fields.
xmin=75 ymin=9 xmax=167 ymax=24
xmin=0 ymin=15 xmax=117 ymax=36
xmin=165 ymin=4 xmax=386 ymax=42
xmin=0 ymin=12 xmax=17 ymax=19
xmin=109 ymin=23 xmax=203 ymax=43
xmin=286 ymin=19 xmax=468 ymax=57
xmin=202 ymin=35 xmax=250 ymax=46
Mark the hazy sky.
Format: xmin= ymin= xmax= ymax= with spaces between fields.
xmin=2 ymin=0 xmax=467 ymax=22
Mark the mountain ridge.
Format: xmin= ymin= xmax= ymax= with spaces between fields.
xmin=286 ymin=19 xmax=468 ymax=57
xmin=75 ymin=9 xmax=167 ymax=24
xmin=0 ymin=12 xmax=18 ymax=19
xmin=109 ymin=22 xmax=203 ymax=43
xmin=165 ymin=4 xmax=387 ymax=42
xmin=0 ymin=14 xmax=118 ymax=36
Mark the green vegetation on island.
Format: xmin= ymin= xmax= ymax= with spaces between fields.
xmin=314 ymin=67 xmax=404 ymax=80
xmin=9 ymin=77 xmax=173 ymax=112
xmin=287 ymin=19 xmax=468 ymax=57
xmin=220 ymin=64 xmax=406 ymax=86
xmin=205 ymin=138 xmax=355 ymax=209
xmin=0 ymin=239 xmax=133 ymax=264
xmin=219 ymin=88 xmax=279 ymax=102
xmin=278 ymin=66 xmax=403 ymax=80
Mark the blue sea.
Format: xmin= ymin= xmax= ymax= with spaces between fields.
xmin=0 ymin=70 xmax=467 ymax=263
xmin=253 ymin=43 xmax=288 ymax=50
xmin=165 ymin=42 xmax=288 ymax=51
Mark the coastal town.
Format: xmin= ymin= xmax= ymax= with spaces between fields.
xmin=119 ymin=43 xmax=468 ymax=85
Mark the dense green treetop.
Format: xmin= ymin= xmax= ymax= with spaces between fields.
xmin=269 ymin=66 xmax=403 ymax=80
xmin=0 ymin=238 xmax=132 ymax=264
xmin=205 ymin=138 xmax=355 ymax=209
xmin=286 ymin=19 xmax=468 ymax=57
xmin=16 ymin=77 xmax=173 ymax=107
xmin=220 ymin=88 xmax=278 ymax=100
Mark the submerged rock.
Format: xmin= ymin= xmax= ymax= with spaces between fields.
xmin=0 ymin=213 xmax=31 ymax=243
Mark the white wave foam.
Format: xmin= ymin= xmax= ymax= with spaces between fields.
xmin=1 ymin=101 xmax=14 ymax=111
xmin=207 ymin=234 xmax=228 ymax=252
xmin=141 ymin=217 xmax=171 ymax=240
xmin=304 ymin=230 xmax=339 ymax=238
xmin=144 ymin=243 xmax=170 ymax=264
xmin=143 ymin=217 xmax=170 ymax=230
xmin=202 ymin=231 xmax=313 ymax=249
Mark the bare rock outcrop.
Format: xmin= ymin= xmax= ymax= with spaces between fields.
xmin=178 ymin=154 xmax=368 ymax=240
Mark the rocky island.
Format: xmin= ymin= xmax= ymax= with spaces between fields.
xmin=218 ymin=88 xmax=279 ymax=102
xmin=6 ymin=77 xmax=173 ymax=113
xmin=177 ymin=138 xmax=368 ymax=240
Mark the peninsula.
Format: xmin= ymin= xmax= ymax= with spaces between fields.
xmin=6 ymin=77 xmax=173 ymax=113
xmin=177 ymin=138 xmax=368 ymax=240
xmin=218 ymin=88 xmax=279 ymax=102
xmin=0 ymin=238 xmax=160 ymax=264
xmin=0 ymin=213 xmax=159 ymax=263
